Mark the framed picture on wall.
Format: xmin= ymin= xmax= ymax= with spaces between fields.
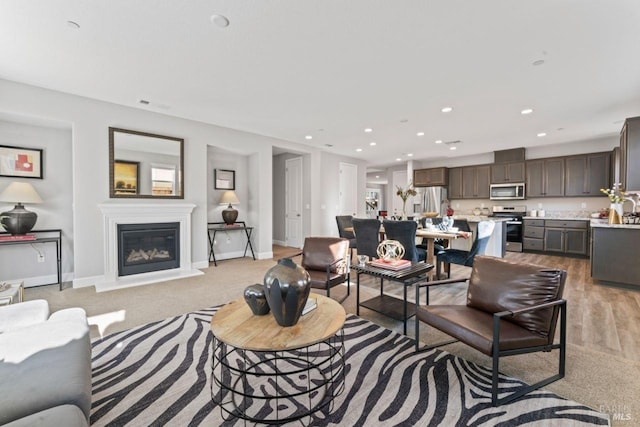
xmin=113 ymin=160 xmax=139 ymax=195
xmin=215 ymin=169 xmax=235 ymax=190
xmin=0 ymin=145 xmax=44 ymax=179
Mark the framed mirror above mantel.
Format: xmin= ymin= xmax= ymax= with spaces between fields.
xmin=109 ymin=127 xmax=184 ymax=199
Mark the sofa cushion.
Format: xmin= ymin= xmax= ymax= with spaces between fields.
xmin=0 ymin=300 xmax=49 ymax=333
xmin=2 ymin=405 xmax=88 ymax=427
xmin=0 ymin=313 xmax=91 ymax=425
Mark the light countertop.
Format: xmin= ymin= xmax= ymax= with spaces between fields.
xmin=589 ymin=219 xmax=640 ymax=229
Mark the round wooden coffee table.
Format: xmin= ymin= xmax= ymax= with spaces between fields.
xmin=210 ymin=294 xmax=346 ymax=424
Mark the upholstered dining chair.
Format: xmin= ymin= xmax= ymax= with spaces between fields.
xmin=352 ymin=218 xmax=380 ymax=259
xmin=335 ymin=215 xmax=357 ymax=256
xmin=435 ymin=220 xmax=495 ymax=278
xmin=382 ymin=220 xmax=426 ymax=263
xmin=414 ymin=256 xmax=567 ymax=406
xmin=300 ymin=237 xmax=351 ymax=303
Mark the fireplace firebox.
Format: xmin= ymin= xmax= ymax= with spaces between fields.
xmin=117 ymin=222 xmax=180 ymax=276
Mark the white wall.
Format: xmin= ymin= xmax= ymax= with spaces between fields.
xmin=0 ymin=79 xmax=299 ymax=285
xmin=0 ymin=78 xmax=371 ymax=285
xmin=0 ymin=119 xmax=74 ymax=286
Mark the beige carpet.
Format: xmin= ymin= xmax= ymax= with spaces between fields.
xmin=26 ymin=257 xmax=639 ymax=426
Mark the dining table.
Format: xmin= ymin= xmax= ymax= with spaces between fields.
xmin=345 ymin=224 xmax=471 ymax=279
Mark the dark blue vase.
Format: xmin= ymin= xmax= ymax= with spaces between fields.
xmin=263 ymin=258 xmax=311 ymax=326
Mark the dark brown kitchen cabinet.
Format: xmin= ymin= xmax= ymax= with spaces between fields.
xmin=526 ymin=158 xmax=564 ymax=197
xmin=448 ymin=167 xmax=463 ymax=199
xmin=413 ymin=167 xmax=448 ymax=187
xmin=564 ymin=152 xmax=610 ymax=196
xmin=462 ymin=165 xmax=490 ymax=199
xmin=490 ymin=162 xmax=525 ymax=184
xmin=543 ymin=220 xmax=589 ymax=255
xmin=619 ymin=116 xmax=640 ymax=191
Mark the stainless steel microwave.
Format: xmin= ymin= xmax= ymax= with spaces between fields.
xmin=490 ymin=183 xmax=525 ymax=200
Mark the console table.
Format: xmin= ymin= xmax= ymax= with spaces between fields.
xmin=207 ymin=221 xmax=256 ymax=266
xmin=210 ymin=295 xmax=346 ymax=423
xmin=0 ymin=229 xmax=63 ymax=291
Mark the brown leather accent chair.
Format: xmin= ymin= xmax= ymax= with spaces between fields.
xmin=301 ymin=237 xmax=351 ymax=303
xmin=415 ymin=256 xmax=567 ymax=406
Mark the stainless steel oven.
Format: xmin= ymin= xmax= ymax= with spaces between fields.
xmin=491 ymin=205 xmax=526 ymax=252
xmin=490 ymin=183 xmax=525 ymax=200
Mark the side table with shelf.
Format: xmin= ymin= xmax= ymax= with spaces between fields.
xmin=0 ymin=281 xmax=24 ymax=306
xmin=207 ymin=221 xmax=256 ymax=266
xmin=0 ymin=229 xmax=63 ymax=291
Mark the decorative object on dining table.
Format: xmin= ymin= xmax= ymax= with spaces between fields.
xmin=376 ymin=239 xmax=405 ymax=262
xmin=219 ymin=190 xmax=240 ymax=225
xmin=396 ymin=183 xmax=417 ymax=220
xmin=0 ymin=181 xmax=43 ymax=235
xmin=263 ymin=257 xmax=311 ymax=327
xmin=243 ymin=284 xmax=270 ymax=315
xmin=601 ymin=184 xmax=625 ymax=224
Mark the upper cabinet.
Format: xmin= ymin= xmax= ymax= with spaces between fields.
xmin=526 ymin=158 xmax=565 ymax=198
xmin=490 ymin=161 xmax=525 ymax=184
xmin=564 ymin=152 xmax=610 ymax=196
xmin=448 ymin=167 xmax=463 ymax=199
xmin=413 ymin=167 xmax=448 ymax=187
xmin=620 ymin=116 xmax=640 ymax=191
xmin=449 ymin=165 xmax=489 ymax=199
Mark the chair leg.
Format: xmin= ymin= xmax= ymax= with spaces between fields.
xmin=436 ymin=259 xmax=441 ymax=279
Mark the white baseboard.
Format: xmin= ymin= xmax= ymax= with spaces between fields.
xmin=192 ymin=260 xmax=209 ymax=269
xmin=73 ymin=274 xmax=104 ymax=289
xmin=257 ymin=251 xmax=274 ymax=260
xmin=272 ymin=239 xmax=286 ymax=246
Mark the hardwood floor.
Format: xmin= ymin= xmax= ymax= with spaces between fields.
xmin=354 ymin=251 xmax=640 ymax=362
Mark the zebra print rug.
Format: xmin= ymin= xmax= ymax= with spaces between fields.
xmin=91 ymin=307 xmax=609 ymax=426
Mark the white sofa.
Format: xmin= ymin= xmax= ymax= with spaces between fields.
xmin=0 ymin=300 xmax=91 ymax=426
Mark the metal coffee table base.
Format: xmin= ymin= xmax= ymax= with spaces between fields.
xmin=211 ymin=331 xmax=345 ymax=424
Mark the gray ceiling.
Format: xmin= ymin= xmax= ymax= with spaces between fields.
xmin=1 ymin=1 xmax=640 ymax=168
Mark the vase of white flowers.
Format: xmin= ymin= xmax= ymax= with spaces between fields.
xmin=396 ymin=183 xmax=417 ymax=220
xmin=601 ymin=184 xmax=625 ymax=224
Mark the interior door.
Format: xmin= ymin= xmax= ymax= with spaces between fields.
xmin=338 ymin=162 xmax=358 ymax=215
xmin=285 ymin=157 xmax=303 ymax=248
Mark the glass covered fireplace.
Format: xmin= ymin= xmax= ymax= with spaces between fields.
xmin=117 ymin=222 xmax=180 ymax=276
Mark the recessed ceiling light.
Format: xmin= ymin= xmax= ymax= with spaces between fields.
xmin=417 ymin=132 xmax=425 ymax=136
xmin=66 ymin=20 xmax=80 ymax=29
xmin=532 ymin=59 xmax=545 ymax=66
xmin=450 ymin=146 xmax=457 ymax=151
xmin=435 ymin=140 xmax=443 ymax=144
xmin=537 ymin=132 xmax=547 ymax=137
xmin=369 ymin=142 xmax=376 ymax=146
xmin=521 ymin=108 xmax=534 ymax=115
xmin=210 ymin=14 xmax=230 ymax=28
xmin=356 ymin=148 xmax=363 ymax=152
xmin=375 ymin=175 xmax=380 ymax=178
xmin=305 ymin=135 xmax=313 ymax=140
xmin=396 ymin=158 xmax=402 ymax=161
xmin=441 ymin=107 xmax=453 ymax=113
xmin=407 ymin=153 xmax=413 ymax=157
xmin=364 ymin=128 xmax=373 ymax=133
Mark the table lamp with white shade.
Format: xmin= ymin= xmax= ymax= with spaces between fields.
xmin=219 ymin=190 xmax=240 ymax=225
xmin=0 ymin=182 xmax=43 ymax=235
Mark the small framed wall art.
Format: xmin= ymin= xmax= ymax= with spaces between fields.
xmin=113 ymin=160 xmax=140 ymax=195
xmin=0 ymin=145 xmax=44 ymax=179
xmin=215 ymin=169 xmax=235 ymax=190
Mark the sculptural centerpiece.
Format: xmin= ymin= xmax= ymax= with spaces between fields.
xmin=263 ymin=258 xmax=311 ymax=326
xmin=243 ymin=284 xmax=270 ymax=315
xmin=376 ymin=239 xmax=405 ymax=262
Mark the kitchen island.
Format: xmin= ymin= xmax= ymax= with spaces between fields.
xmin=449 ymin=215 xmax=508 ymax=258
xmin=590 ymin=219 xmax=640 ymax=287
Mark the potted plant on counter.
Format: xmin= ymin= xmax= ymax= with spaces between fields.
xmin=601 ymin=184 xmax=625 ymax=224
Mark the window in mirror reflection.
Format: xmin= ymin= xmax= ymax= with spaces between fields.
xmin=152 ymin=165 xmax=177 ymax=195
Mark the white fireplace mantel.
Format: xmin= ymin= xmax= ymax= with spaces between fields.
xmin=96 ymin=202 xmax=203 ymax=292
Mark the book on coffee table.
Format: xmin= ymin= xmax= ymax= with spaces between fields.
xmin=369 ymin=259 xmax=412 ymax=271
xmin=302 ymin=296 xmax=318 ymax=315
